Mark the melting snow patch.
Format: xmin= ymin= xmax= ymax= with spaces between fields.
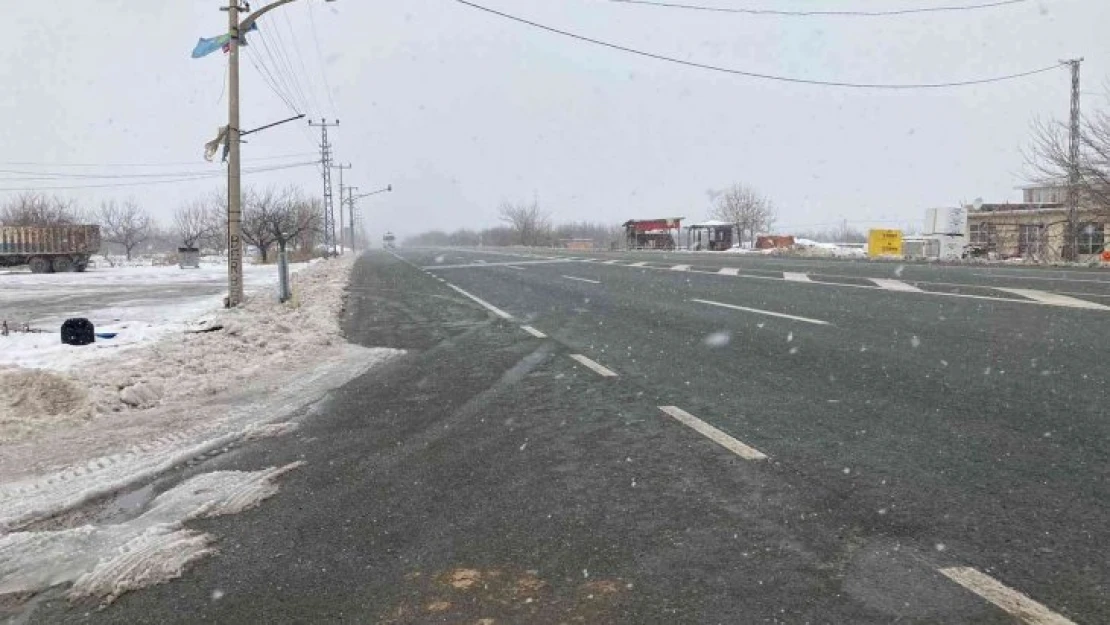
xmin=0 ymin=462 xmax=303 ymax=604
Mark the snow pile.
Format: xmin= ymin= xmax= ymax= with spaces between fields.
xmin=0 ymin=462 xmax=302 ymax=604
xmin=0 ymin=257 xmax=353 ymax=442
xmin=0 ymin=368 xmax=94 ymax=440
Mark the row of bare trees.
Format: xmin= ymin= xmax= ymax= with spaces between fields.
xmin=1 ymin=185 xmax=325 ymax=262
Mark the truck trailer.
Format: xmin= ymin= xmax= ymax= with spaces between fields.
xmin=0 ymin=225 xmax=101 ymax=273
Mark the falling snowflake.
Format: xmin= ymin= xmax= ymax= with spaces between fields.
xmin=704 ymin=331 xmax=731 ymax=347
xmin=910 ymin=336 xmax=921 ymax=348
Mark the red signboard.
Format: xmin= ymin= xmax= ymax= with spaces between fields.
xmin=624 ymin=218 xmax=682 ymax=232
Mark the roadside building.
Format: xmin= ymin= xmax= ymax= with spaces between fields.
xmin=623 ymin=218 xmax=683 ymax=250
xmin=686 ymin=221 xmax=735 ymax=250
xmin=966 ymin=184 xmax=1106 ymax=261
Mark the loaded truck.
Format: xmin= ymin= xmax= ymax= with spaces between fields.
xmin=0 ymin=225 xmax=101 ymax=273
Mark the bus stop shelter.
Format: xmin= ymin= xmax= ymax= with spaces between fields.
xmin=686 ymin=220 xmax=735 ymax=251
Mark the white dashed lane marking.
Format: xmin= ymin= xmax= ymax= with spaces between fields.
xmin=869 ymin=278 xmax=923 ymax=292
xmin=630 ymin=261 xmax=649 ymax=267
xmin=658 ymin=406 xmax=767 ymax=460
xmin=994 ymin=288 xmax=1110 ymax=311
xmin=691 ymin=298 xmax=830 ymax=325
xmin=445 ymin=284 xmax=514 ymax=320
xmin=562 ymin=275 xmax=601 ymax=284
xmin=938 ymin=567 xmax=1077 ymax=625
xmin=718 ymin=267 xmax=740 ymax=276
xmin=504 ymin=265 xmax=525 ymax=271
xmin=783 ymin=272 xmax=811 ymax=282
xmin=520 ymin=325 xmax=547 ymax=338
xmin=671 ymin=264 xmax=691 ymax=271
xmin=568 ymin=354 xmax=619 ymax=377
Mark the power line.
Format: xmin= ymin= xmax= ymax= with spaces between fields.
xmin=0 ymin=162 xmax=318 ymax=192
xmin=262 ymin=25 xmax=313 ymax=114
xmin=0 ymin=159 xmax=316 ymax=181
xmin=451 ymin=0 xmax=1061 ymax=89
xmin=0 ymin=153 xmax=317 ymax=168
xmin=245 ymin=45 xmax=302 ymax=113
xmin=280 ymin=10 xmax=324 ymax=116
xmin=607 ymin=0 xmax=1027 ymax=17
xmin=250 ymin=33 xmax=305 ymax=113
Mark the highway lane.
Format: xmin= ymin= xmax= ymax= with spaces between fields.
xmin=16 ymin=248 xmax=1105 ymax=624
xmin=413 ymin=247 xmax=1110 ymax=622
xmin=452 ymin=245 xmax=1110 ymax=300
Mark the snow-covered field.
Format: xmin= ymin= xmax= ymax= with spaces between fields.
xmin=0 ymin=256 xmax=401 ymax=532
xmin=0 ymin=262 xmax=295 ymax=371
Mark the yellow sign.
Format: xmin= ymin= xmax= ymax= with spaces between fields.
xmin=868 ymin=229 xmax=903 ymax=258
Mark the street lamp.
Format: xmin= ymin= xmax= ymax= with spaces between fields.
xmin=223 ymin=0 xmax=335 ymax=307
xmin=346 ymin=185 xmax=392 ymax=251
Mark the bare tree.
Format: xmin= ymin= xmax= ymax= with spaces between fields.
xmin=498 ymin=199 xmax=551 ymax=246
xmin=97 ymin=199 xmax=153 ymax=260
xmin=173 ymin=200 xmax=217 ymax=248
xmin=240 ymin=187 xmax=280 ymax=262
xmin=202 ymin=190 xmax=229 ymax=254
xmin=709 ymin=183 xmax=776 ymax=247
xmin=266 ymin=188 xmax=321 ymax=253
xmin=1027 ymin=109 xmax=1110 ymax=216
xmin=0 ymin=193 xmax=83 ymax=226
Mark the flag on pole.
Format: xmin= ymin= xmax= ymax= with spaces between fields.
xmin=190 ymin=24 xmax=258 ymax=59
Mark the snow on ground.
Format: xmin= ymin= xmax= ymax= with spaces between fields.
xmin=0 ymin=462 xmax=304 ymax=603
xmin=0 ymin=256 xmax=402 ymax=531
xmin=0 ymin=262 xmax=300 ymax=371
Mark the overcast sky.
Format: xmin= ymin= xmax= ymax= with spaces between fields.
xmin=1 ymin=0 xmax=1106 ymax=239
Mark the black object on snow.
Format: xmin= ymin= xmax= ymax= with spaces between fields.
xmin=61 ymin=318 xmax=95 ymax=346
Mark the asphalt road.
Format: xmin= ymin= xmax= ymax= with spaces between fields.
xmin=15 ymin=248 xmax=1109 ymax=624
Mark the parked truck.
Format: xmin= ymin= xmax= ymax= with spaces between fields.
xmin=0 ymin=225 xmax=101 ymax=273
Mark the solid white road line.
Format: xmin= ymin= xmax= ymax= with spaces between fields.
xmin=783 ymin=272 xmax=812 ymax=282
xmin=504 ymin=265 xmax=526 ymax=271
xmin=445 ymin=284 xmax=514 ymax=320
xmin=604 ymin=259 xmax=620 ymax=264
xmin=568 ymin=354 xmax=619 ymax=377
xmin=630 ymin=261 xmax=649 ymax=267
xmin=869 ymin=278 xmax=924 ymax=292
xmin=938 ymin=567 xmax=1077 ymax=625
xmin=562 ymin=275 xmax=601 ymax=284
xmin=671 ymin=264 xmax=691 ymax=271
xmin=718 ymin=267 xmax=740 ymax=276
xmin=521 ymin=325 xmax=547 ymax=338
xmin=691 ymin=298 xmax=830 ymax=325
xmin=994 ymin=287 xmax=1110 ymax=311
xmin=658 ymin=406 xmax=767 ymax=460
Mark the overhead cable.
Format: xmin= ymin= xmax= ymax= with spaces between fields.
xmin=0 ymin=161 xmax=318 ymax=192
xmin=451 ymin=0 xmax=1060 ymax=89
xmin=607 ymin=0 xmax=1028 ymax=17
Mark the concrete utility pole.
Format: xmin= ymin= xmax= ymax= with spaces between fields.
xmin=1064 ymin=58 xmax=1084 ymax=262
xmin=223 ymin=0 xmax=248 ymax=307
xmin=220 ymin=0 xmax=333 ymax=306
xmin=331 ymin=162 xmax=352 ymax=254
xmin=309 ymin=119 xmax=340 ymax=256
